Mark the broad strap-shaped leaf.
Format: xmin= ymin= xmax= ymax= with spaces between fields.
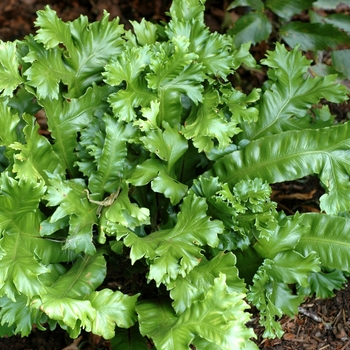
xmin=122 ymin=195 xmax=224 ymax=285
xmin=168 ymin=253 xmax=246 ymax=314
xmin=0 ymin=41 xmax=24 ymax=96
xmin=39 ymin=84 xmax=111 ymax=177
xmin=295 ymin=213 xmax=350 ymax=272
xmin=213 ymin=122 xmax=350 ymax=214
xmin=241 ymin=43 xmax=348 ymax=140
xmin=85 ymin=289 xmax=139 ymax=339
xmin=137 ymin=275 xmax=257 ymax=350
xmin=280 ymin=22 xmax=350 ymax=51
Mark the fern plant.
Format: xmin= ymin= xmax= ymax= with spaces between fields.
xmin=0 ymin=0 xmax=349 ymax=349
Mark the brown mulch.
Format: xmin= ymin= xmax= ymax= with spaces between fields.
xmin=0 ymin=1 xmax=350 ymax=349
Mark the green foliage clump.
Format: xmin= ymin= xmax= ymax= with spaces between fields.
xmin=0 ymin=0 xmax=349 ymax=349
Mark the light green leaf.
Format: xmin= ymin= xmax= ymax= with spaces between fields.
xmin=0 ymin=173 xmax=71 ymax=300
xmin=34 ymin=5 xmax=73 ymax=49
xmin=167 ymin=14 xmax=236 ymax=78
xmin=268 ymin=251 xmax=320 ymax=287
xmin=127 ymin=158 xmax=167 ymax=186
xmin=225 ymin=88 xmax=260 ymax=124
xmin=131 ymin=18 xmax=158 ymax=45
xmin=32 ymin=6 xmax=125 ymax=97
xmin=151 ymin=172 xmax=188 ymax=205
xmin=253 ymin=216 xmax=303 ymax=259
xmin=242 ymin=43 xmax=348 ymax=140
xmin=0 ymin=41 xmax=24 ymax=96
xmin=137 ymin=275 xmax=256 ymax=350
xmin=169 ymin=253 xmax=246 ymax=314
xmin=229 ymin=12 xmax=272 ymax=47
xmin=23 ymin=37 xmax=68 ymax=99
xmin=40 ymin=84 xmax=111 ymax=177
xmin=104 ymin=46 xmax=155 ymax=122
xmin=124 ymin=195 xmax=224 ymax=285
xmin=0 ymin=295 xmax=45 ymax=336
xmin=169 ymin=0 xmax=205 ymax=22
xmin=86 ymin=289 xmax=139 ymax=339
xmin=280 ymin=22 xmax=350 ymax=51
xmin=89 ymin=115 xmax=137 ymax=196
xmin=183 ymin=87 xmax=242 ymax=153
xmin=295 ymin=213 xmax=350 ymax=272
xmin=247 ymin=268 xmax=284 ymax=339
xmin=140 ymin=122 xmax=188 ymax=171
xmin=32 ymin=254 xmax=106 ymax=333
xmin=105 ymin=182 xmax=150 ymax=230
xmin=146 ymin=36 xmax=204 ymax=104
xmin=10 ymin=114 xmax=63 ymax=183
xmin=213 ymin=121 xmax=350 ymax=214
xmin=34 ymin=5 xmax=74 ymax=49
xmin=44 ymin=175 xmax=98 ymax=254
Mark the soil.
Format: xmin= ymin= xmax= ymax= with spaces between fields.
xmin=0 ymin=0 xmax=350 ymax=349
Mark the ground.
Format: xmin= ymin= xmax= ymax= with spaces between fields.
xmin=0 ymin=0 xmax=350 ymax=349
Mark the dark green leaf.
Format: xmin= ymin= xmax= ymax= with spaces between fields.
xmin=266 ymin=0 xmax=314 ymax=19
xmin=281 ymin=22 xmax=350 ymax=51
xmin=229 ymin=12 xmax=272 ymax=47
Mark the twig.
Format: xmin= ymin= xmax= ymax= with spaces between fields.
xmin=340 ymin=339 xmax=350 ymax=350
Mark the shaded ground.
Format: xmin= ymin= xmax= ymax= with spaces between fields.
xmin=0 ymin=0 xmax=350 ymax=349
